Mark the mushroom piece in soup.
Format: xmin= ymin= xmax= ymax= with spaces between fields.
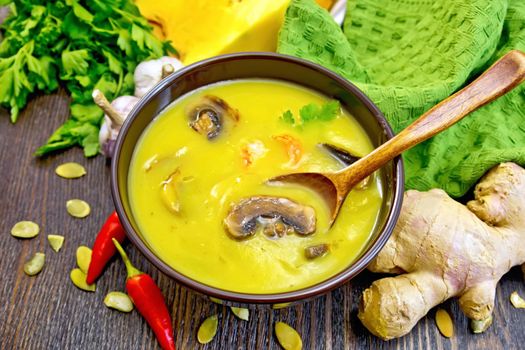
xmin=223 ymin=196 xmax=316 ymax=240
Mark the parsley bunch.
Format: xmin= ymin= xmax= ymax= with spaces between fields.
xmin=0 ymin=0 xmax=174 ymax=156
xmin=280 ymin=100 xmax=340 ymax=127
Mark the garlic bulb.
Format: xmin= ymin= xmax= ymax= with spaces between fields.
xmin=134 ymin=56 xmax=184 ymax=97
xmin=93 ymin=90 xmax=139 ymax=157
xmin=0 ymin=6 xmax=9 ymax=41
xmin=0 ymin=6 xmax=9 ymax=25
xmin=94 ymin=56 xmax=183 ymax=158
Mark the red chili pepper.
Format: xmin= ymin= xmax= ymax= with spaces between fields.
xmin=86 ymin=211 xmax=126 ymax=284
xmin=113 ymin=239 xmax=176 ymax=350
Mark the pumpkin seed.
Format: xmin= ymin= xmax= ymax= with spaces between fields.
xmin=275 ymin=322 xmax=302 ymax=350
xmin=47 ymin=235 xmax=65 ymax=252
xmin=230 ymin=307 xmax=249 ymax=321
xmin=104 ymin=291 xmax=134 ymax=312
xmin=272 ymin=302 xmax=291 ymax=310
xmin=209 ymin=297 xmax=223 ymax=304
xmin=55 ymin=162 xmax=86 ymax=179
xmin=11 ymin=221 xmax=39 ymax=238
xmin=70 ymin=268 xmax=96 ymax=292
xmin=66 ymin=199 xmax=91 ymax=218
xmin=435 ymin=309 xmax=454 ymax=338
xmin=76 ymin=246 xmax=92 ymax=274
xmin=197 ymin=315 xmax=218 ymax=344
xmin=471 ymin=316 xmax=493 ymax=334
xmin=510 ymin=291 xmax=525 ymax=308
xmin=23 ymin=253 xmax=45 ymax=276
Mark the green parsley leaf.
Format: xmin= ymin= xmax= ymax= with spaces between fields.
xmin=281 ymin=100 xmax=341 ymax=127
xmin=75 ymin=75 xmax=91 ymax=87
xmin=280 ymin=110 xmax=295 ymax=124
xmin=80 ymin=126 xmax=100 ymax=157
xmin=102 ymin=50 xmax=123 ymax=75
xmin=62 ymin=11 xmax=91 ymax=41
xmin=144 ymin=31 xmax=163 ymax=58
xmin=34 ymin=119 xmax=79 ymax=156
xmin=61 ymin=49 xmax=89 ymax=76
xmin=70 ymin=103 xmax=103 ymax=124
xmin=26 ymin=54 xmax=44 ymax=76
xmin=300 ymin=100 xmax=340 ymax=124
xmin=0 ymin=69 xmax=14 ymax=104
xmin=299 ymin=103 xmax=320 ymax=123
xmin=93 ymin=73 xmax=118 ymax=98
xmin=1 ymin=0 xmax=175 ymax=157
xmin=69 ymin=0 xmax=94 ymax=23
xmin=318 ymin=100 xmax=340 ymax=121
xmin=121 ymin=71 xmax=135 ymax=94
xmin=35 ymin=118 xmax=100 ymax=157
xmin=131 ymin=24 xmax=145 ymax=50
xmin=117 ymin=29 xmax=133 ymax=55
xmin=36 ymin=56 xmax=58 ymax=89
xmin=30 ymin=6 xmax=46 ymax=19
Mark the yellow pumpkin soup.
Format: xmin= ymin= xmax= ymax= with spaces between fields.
xmin=129 ymin=79 xmax=382 ymax=293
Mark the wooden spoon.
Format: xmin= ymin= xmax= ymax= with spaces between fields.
xmin=270 ymin=50 xmax=525 ymax=225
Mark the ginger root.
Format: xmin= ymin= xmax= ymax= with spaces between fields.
xmin=358 ymin=162 xmax=525 ymax=340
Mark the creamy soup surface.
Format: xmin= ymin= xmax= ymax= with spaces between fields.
xmin=129 ymin=79 xmax=383 ymax=293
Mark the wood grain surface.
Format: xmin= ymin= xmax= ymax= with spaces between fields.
xmin=1 ymin=89 xmax=524 ymax=350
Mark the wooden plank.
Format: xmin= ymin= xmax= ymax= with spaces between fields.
xmin=0 ymin=90 xmax=524 ymax=349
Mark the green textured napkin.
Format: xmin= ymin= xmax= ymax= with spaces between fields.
xmin=277 ymin=0 xmax=525 ymax=197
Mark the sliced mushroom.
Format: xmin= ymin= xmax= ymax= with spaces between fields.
xmin=321 ymin=143 xmax=360 ymax=165
xmin=321 ymin=143 xmax=370 ymax=189
xmin=187 ymin=95 xmax=239 ymax=140
xmin=224 ymin=196 xmax=316 ymax=240
xmin=160 ymin=168 xmax=182 ymax=214
xmin=305 ymin=243 xmax=330 ymax=259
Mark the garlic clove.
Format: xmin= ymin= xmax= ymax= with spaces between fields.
xmin=94 ymin=90 xmax=139 ymax=157
xmin=110 ymin=95 xmax=139 ymax=122
xmin=134 ymin=56 xmax=184 ymax=97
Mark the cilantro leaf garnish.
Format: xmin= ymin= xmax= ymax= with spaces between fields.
xmin=280 ymin=100 xmax=340 ymax=127
xmin=280 ymin=110 xmax=295 ymax=124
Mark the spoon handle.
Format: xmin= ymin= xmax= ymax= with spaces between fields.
xmin=338 ymin=50 xmax=525 ymax=192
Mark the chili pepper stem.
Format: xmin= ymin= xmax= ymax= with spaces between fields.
xmin=112 ymin=238 xmax=142 ymax=278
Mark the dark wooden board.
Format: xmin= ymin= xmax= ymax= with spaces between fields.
xmin=1 ymin=90 xmax=524 ymax=350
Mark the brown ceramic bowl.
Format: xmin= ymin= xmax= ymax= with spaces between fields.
xmin=111 ymin=53 xmax=404 ymax=306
